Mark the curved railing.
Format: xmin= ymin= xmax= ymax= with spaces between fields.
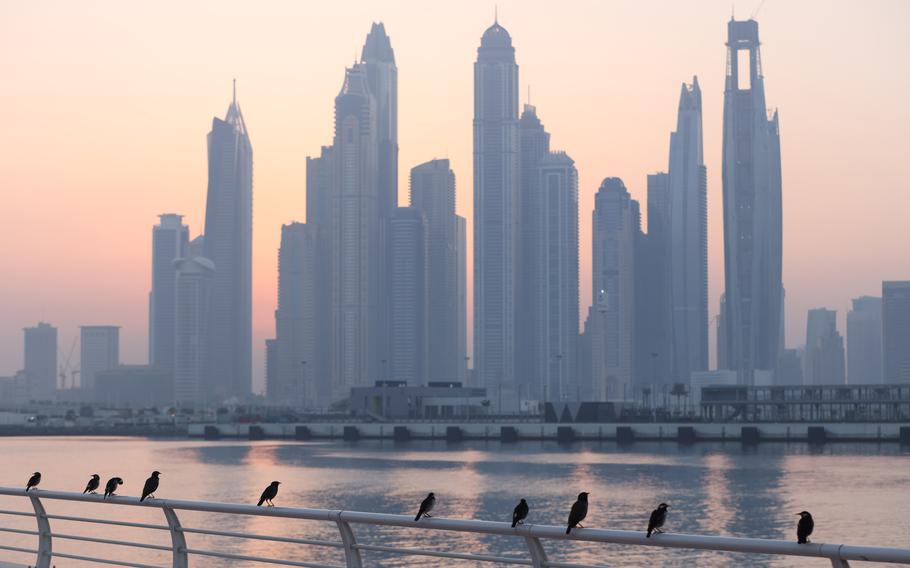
xmin=0 ymin=487 xmax=908 ymax=567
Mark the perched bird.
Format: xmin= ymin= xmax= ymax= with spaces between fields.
xmin=797 ymin=511 xmax=814 ymax=544
xmin=414 ymin=492 xmax=436 ymax=521
xmin=511 ymin=498 xmax=529 ymax=528
xmin=25 ymin=472 xmax=41 ymax=492
xmin=104 ymin=477 xmax=124 ymax=499
xmin=647 ymin=503 xmax=669 ymax=537
xmin=257 ymin=481 xmax=280 ymax=507
xmin=566 ymin=492 xmax=589 ymax=534
xmin=83 ymin=474 xmax=101 ymax=494
xmin=140 ymin=471 xmax=161 ymax=502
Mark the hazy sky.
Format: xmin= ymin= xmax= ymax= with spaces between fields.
xmin=1 ymin=0 xmax=908 ymax=392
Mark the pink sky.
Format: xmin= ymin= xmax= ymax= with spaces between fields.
xmin=1 ymin=0 xmax=908 ymax=391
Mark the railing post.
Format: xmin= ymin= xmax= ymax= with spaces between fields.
xmin=28 ymin=493 xmax=52 ymax=568
xmin=162 ymin=505 xmax=189 ymax=568
xmin=335 ymin=515 xmax=363 ymax=568
xmin=524 ymin=535 xmax=549 ymax=568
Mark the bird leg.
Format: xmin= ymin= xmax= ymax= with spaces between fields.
xmin=424 ymin=514 xmax=432 ymax=518
xmin=577 ymin=523 xmax=584 ymax=529
xmin=655 ymin=528 xmax=663 ymax=534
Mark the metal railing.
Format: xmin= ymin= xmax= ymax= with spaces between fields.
xmin=1 ymin=487 xmax=909 ymax=567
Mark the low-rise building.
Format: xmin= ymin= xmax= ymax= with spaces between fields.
xmin=350 ymin=381 xmax=488 ymax=420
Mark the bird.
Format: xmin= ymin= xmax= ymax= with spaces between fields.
xmin=511 ymin=498 xmax=529 ymax=528
xmin=257 ymin=481 xmax=280 ymax=507
xmin=647 ymin=503 xmax=669 ymax=537
xmin=25 ymin=472 xmax=41 ymax=492
xmin=104 ymin=477 xmax=123 ymax=499
xmin=797 ymin=511 xmax=814 ymax=544
xmin=414 ymin=492 xmax=436 ymax=521
xmin=566 ymin=492 xmax=589 ymax=534
xmin=140 ymin=471 xmax=160 ymax=502
xmin=83 ymin=474 xmax=101 ymax=494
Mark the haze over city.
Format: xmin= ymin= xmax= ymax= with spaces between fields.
xmin=1 ymin=0 xmax=909 ymax=393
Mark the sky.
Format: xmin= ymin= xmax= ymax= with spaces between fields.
xmin=1 ymin=0 xmax=908 ymax=392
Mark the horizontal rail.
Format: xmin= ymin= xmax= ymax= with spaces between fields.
xmin=1 ymin=487 xmax=909 ymax=566
xmin=45 ymin=512 xmax=170 ymax=531
xmin=52 ymin=531 xmax=173 ymax=551
xmin=48 ymin=549 xmax=163 ymax=568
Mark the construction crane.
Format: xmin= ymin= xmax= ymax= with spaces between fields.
xmin=58 ymin=337 xmax=77 ymax=390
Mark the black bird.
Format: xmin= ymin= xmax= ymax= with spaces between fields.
xmin=566 ymin=492 xmax=589 ymax=534
xmin=511 ymin=498 xmax=529 ymax=528
xmin=25 ymin=472 xmax=41 ymax=492
xmin=140 ymin=471 xmax=160 ymax=502
xmin=647 ymin=503 xmax=669 ymax=537
xmin=797 ymin=511 xmax=814 ymax=544
xmin=83 ymin=474 xmax=101 ymax=494
xmin=104 ymin=477 xmax=123 ymax=499
xmin=257 ymin=481 xmax=280 ymax=507
xmin=414 ymin=492 xmax=436 ymax=521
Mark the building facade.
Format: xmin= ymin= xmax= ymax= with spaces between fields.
xmin=24 ymin=322 xmax=57 ymax=400
xmin=79 ymin=326 xmax=119 ymax=393
xmin=474 ymin=19 xmax=520 ymax=406
xmin=720 ymin=19 xmax=783 ymax=384
xmin=173 ymin=257 xmax=215 ymax=405
xmin=389 ymin=207 xmax=428 ymax=385
xmin=847 ymin=296 xmax=883 ymax=384
xmin=804 ymin=308 xmax=845 ymax=385
xmin=883 ymin=281 xmax=910 ymax=383
xmin=202 ymin=86 xmax=253 ymax=401
xmin=149 ymin=214 xmax=188 ymax=371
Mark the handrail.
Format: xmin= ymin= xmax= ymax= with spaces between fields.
xmin=0 ymin=487 xmax=908 ymax=567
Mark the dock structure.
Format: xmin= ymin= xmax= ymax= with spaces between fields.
xmin=1 ymin=487 xmax=909 ymax=567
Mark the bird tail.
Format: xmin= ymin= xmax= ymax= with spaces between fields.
xmin=566 ymin=526 xmax=572 ymax=535
xmin=647 ymin=529 xmax=652 ymax=538
xmin=257 ymin=498 xmax=265 ymax=507
xmin=798 ymin=537 xmax=807 ymax=544
xmin=512 ymin=520 xmax=518 ymax=528
xmin=140 ymin=495 xmax=146 ymax=502
xmin=414 ymin=513 xmax=421 ymax=521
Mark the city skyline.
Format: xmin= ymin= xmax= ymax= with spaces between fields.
xmin=2 ymin=1 xmax=909 ymax=392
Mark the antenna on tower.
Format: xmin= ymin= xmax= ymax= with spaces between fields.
xmin=494 ymin=5 xmax=498 ymax=24
xmin=232 ymin=78 xmax=236 ymax=103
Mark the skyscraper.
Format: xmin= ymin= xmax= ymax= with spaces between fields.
xmin=846 ymin=296 xmax=883 ymax=384
xmin=80 ymin=325 xmax=119 ymax=392
xmin=668 ymin=77 xmax=709 ymax=383
xmin=410 ymin=159 xmax=462 ymax=383
xmin=804 ymin=308 xmax=845 ymax=385
xmin=720 ymin=19 xmax=783 ymax=384
xmin=389 ymin=207 xmax=428 ymax=384
xmin=174 ymin=257 xmax=214 ymax=405
xmin=272 ymin=222 xmax=319 ymax=407
xmin=883 ymin=281 xmax=910 ymax=383
xmin=456 ymin=215 xmax=468 ymax=384
xmin=149 ymin=214 xmax=188 ymax=371
xmin=474 ymin=19 xmax=519 ymax=405
xmin=516 ymin=104 xmax=578 ymax=401
xmin=23 ymin=322 xmax=57 ymax=400
xmin=202 ymin=83 xmax=253 ymax=401
xmin=591 ymin=178 xmax=638 ymax=400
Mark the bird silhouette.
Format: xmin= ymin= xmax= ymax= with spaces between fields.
xmin=83 ymin=474 xmax=101 ymax=494
xmin=566 ymin=492 xmax=589 ymax=534
xmin=257 ymin=481 xmax=280 ymax=507
xmin=25 ymin=472 xmax=41 ymax=492
xmin=104 ymin=477 xmax=123 ymax=499
xmin=414 ymin=492 xmax=436 ymax=521
xmin=511 ymin=498 xmax=529 ymax=528
xmin=797 ymin=511 xmax=814 ymax=544
xmin=647 ymin=503 xmax=669 ymax=537
xmin=140 ymin=471 xmax=160 ymax=502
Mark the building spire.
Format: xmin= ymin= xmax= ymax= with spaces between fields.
xmin=232 ymin=78 xmax=236 ymax=104
xmin=495 ymin=5 xmax=498 ymax=24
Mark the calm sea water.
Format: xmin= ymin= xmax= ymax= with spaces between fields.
xmin=0 ymin=437 xmax=908 ymax=567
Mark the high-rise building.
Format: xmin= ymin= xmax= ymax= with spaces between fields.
xmin=883 ymin=281 xmax=910 ymax=383
xmin=634 ymin=173 xmax=672 ymax=389
xmin=202 ymin=83 xmax=253 ymax=401
xmin=720 ymin=19 xmax=783 ymax=384
xmin=149 ymin=214 xmax=189 ymax=371
xmin=777 ymin=348 xmax=804 ymax=385
xmin=80 ymin=325 xmax=119 ymax=392
xmin=590 ymin=178 xmax=638 ymax=400
xmin=516 ymin=105 xmax=579 ymax=401
xmin=410 ymin=159 xmax=462 ymax=383
xmin=668 ymin=77 xmax=709 ymax=383
xmin=389 ymin=207 xmax=428 ymax=384
xmin=272 ymin=223 xmax=319 ymax=407
xmin=474 ymin=18 xmax=519 ymax=406
xmin=23 ymin=322 xmax=57 ymax=400
xmin=804 ymin=308 xmax=845 ymax=385
xmin=456 ymin=215 xmax=468 ymax=384
xmin=846 ymin=296 xmax=883 ymax=384
xmin=173 ymin=257 xmax=215 ymax=405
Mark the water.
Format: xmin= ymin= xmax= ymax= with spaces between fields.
xmin=0 ymin=437 xmax=908 ymax=567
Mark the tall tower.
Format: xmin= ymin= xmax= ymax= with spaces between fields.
xmin=202 ymin=83 xmax=253 ymax=401
xmin=24 ymin=322 xmax=57 ymax=400
xmin=668 ymin=78 xmax=708 ymax=384
xmin=174 ymin=257 xmax=215 ymax=405
xmin=80 ymin=325 xmax=119 ymax=393
xmin=360 ymin=22 xmax=398 ymax=220
xmin=149 ymin=214 xmax=188 ymax=371
xmin=804 ymin=308 xmax=845 ymax=385
xmin=410 ymin=159 xmax=461 ymax=383
xmin=389 ymin=207 xmax=428 ymax=384
xmin=883 ymin=281 xmax=910 ymax=383
xmin=847 ymin=296 xmax=883 ymax=384
xmin=517 ymin=104 xmax=579 ymax=401
xmin=474 ymin=18 xmax=519 ymax=406
xmin=721 ymin=19 xmax=783 ymax=384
